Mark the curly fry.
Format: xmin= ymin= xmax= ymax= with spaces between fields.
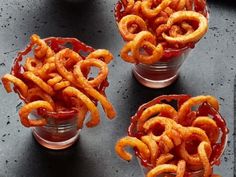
xmin=176 ymin=160 xmax=186 ymax=177
xmin=120 ymin=41 xmax=136 ymax=63
xmin=141 ymin=135 xmax=159 ymax=164
xmin=192 ymin=116 xmax=219 ymax=145
xmin=118 ymin=14 xmax=147 ymax=41
xmin=53 ymin=80 xmax=70 ymax=91
xmin=26 ymin=87 xmax=55 ymax=108
xmin=23 ymin=71 xmax=54 ymax=96
xmin=1 ymin=74 xmax=28 ymax=98
xmin=122 ymin=0 xmax=135 ymax=12
xmin=156 ymin=153 xmax=174 ymax=165
xmin=19 ymin=101 xmax=54 ymax=127
xmin=146 ymin=164 xmax=177 ymax=177
xmin=177 ymin=95 xmax=219 ymax=124
xmin=115 ymin=136 xmax=150 ymax=161
xmin=141 ymin=0 xmax=172 ymax=18
xmin=47 ymin=73 xmax=63 ymax=86
xmin=24 ymin=57 xmax=42 ymax=72
xmin=55 ymin=48 xmax=83 ymax=87
xmin=162 ymin=11 xmax=208 ymax=44
xmin=74 ymin=59 xmax=116 ymax=119
xmin=137 ymin=103 xmax=177 ymax=131
xmin=131 ymin=31 xmax=164 ymax=64
xmin=86 ymin=49 xmax=113 ymax=64
xmin=198 ymin=141 xmax=212 ymax=177
xmin=63 ymin=86 xmax=100 ymax=127
xmin=178 ymin=127 xmax=210 ymax=166
xmin=31 ymin=34 xmax=54 ymax=59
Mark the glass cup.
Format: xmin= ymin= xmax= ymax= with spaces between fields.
xmin=32 ymin=110 xmax=81 ymax=150
xmin=132 ymin=47 xmax=190 ymax=89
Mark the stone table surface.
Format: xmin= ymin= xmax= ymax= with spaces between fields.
xmin=0 ymin=0 xmax=235 ymax=177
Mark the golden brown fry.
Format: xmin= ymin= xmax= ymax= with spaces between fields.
xmin=118 ymin=14 xmax=147 ymax=41
xmin=74 ymin=59 xmax=116 ymax=119
xmin=137 ymin=103 xmax=177 ymax=131
xmin=177 ymin=95 xmax=219 ymax=124
xmin=198 ymin=141 xmax=212 ymax=177
xmin=86 ymin=49 xmax=113 ymax=64
xmin=1 ymin=74 xmax=28 ymax=98
xmin=31 ymin=34 xmax=54 ymax=59
xmin=63 ymin=86 xmax=100 ymax=128
xmin=192 ymin=116 xmax=219 ymax=144
xmin=162 ymin=11 xmax=208 ymax=44
xmin=156 ymin=153 xmax=174 ymax=165
xmin=141 ymin=0 xmax=172 ymax=18
xmin=26 ymin=87 xmax=55 ymax=108
xmin=23 ymin=71 xmax=54 ymax=96
xmin=19 ymin=100 xmax=54 ymax=127
xmin=141 ymin=135 xmax=159 ymax=164
xmin=115 ymin=136 xmax=150 ymax=161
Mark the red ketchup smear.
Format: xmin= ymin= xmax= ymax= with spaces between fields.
xmin=114 ymin=0 xmax=208 ymax=61
xmin=128 ymin=95 xmax=229 ymax=172
xmin=10 ymin=37 xmax=109 ymax=120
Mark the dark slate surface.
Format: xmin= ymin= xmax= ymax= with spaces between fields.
xmin=0 ymin=0 xmax=235 ymax=177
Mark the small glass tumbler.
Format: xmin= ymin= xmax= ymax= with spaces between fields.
xmin=32 ymin=111 xmax=80 ymax=150
xmin=132 ymin=48 xmax=190 ymax=89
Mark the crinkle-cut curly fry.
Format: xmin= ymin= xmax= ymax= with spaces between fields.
xmin=23 ymin=71 xmax=55 ymax=96
xmin=177 ymin=95 xmax=219 ymax=124
xmin=24 ymin=57 xmax=42 ymax=72
xmin=30 ymin=34 xmax=54 ymax=59
xmin=192 ymin=116 xmax=219 ymax=144
xmin=74 ymin=59 xmax=116 ymax=119
xmin=147 ymin=160 xmax=186 ymax=177
xmin=176 ymin=0 xmax=186 ymax=11
xmin=141 ymin=135 xmax=159 ymax=164
xmin=178 ymin=127 xmax=210 ymax=166
xmin=115 ymin=136 xmax=150 ymax=161
xmin=131 ymin=31 xmax=164 ymax=64
xmin=19 ymin=100 xmax=54 ymax=127
xmin=181 ymin=21 xmax=194 ymax=35
xmin=1 ymin=74 xmax=28 ymax=98
xmin=162 ymin=11 xmax=208 ymax=44
xmin=86 ymin=49 xmax=113 ymax=64
xmin=118 ymin=14 xmax=147 ymax=41
xmin=141 ymin=0 xmax=172 ymax=18
xmin=26 ymin=87 xmax=55 ymax=109
xmin=63 ymin=86 xmax=100 ymax=128
xmin=156 ymin=153 xmax=174 ymax=165
xmin=55 ymin=48 xmax=83 ymax=88
xmin=137 ymin=103 xmax=177 ymax=131
xmin=198 ymin=141 xmax=212 ymax=177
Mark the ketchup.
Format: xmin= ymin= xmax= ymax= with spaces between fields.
xmin=10 ymin=37 xmax=109 ymax=119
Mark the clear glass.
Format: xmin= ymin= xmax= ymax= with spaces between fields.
xmin=32 ymin=112 xmax=80 ymax=150
xmin=132 ymin=49 xmax=190 ymax=89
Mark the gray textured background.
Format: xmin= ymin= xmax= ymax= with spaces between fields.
xmin=0 ymin=0 xmax=235 ymax=177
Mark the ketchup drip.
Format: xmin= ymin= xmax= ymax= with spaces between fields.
xmin=128 ymin=95 xmax=229 ymax=170
xmin=10 ymin=37 xmax=109 ymax=119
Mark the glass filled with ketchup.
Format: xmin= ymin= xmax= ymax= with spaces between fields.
xmin=128 ymin=95 xmax=228 ymax=177
xmin=114 ymin=0 xmax=209 ymax=88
